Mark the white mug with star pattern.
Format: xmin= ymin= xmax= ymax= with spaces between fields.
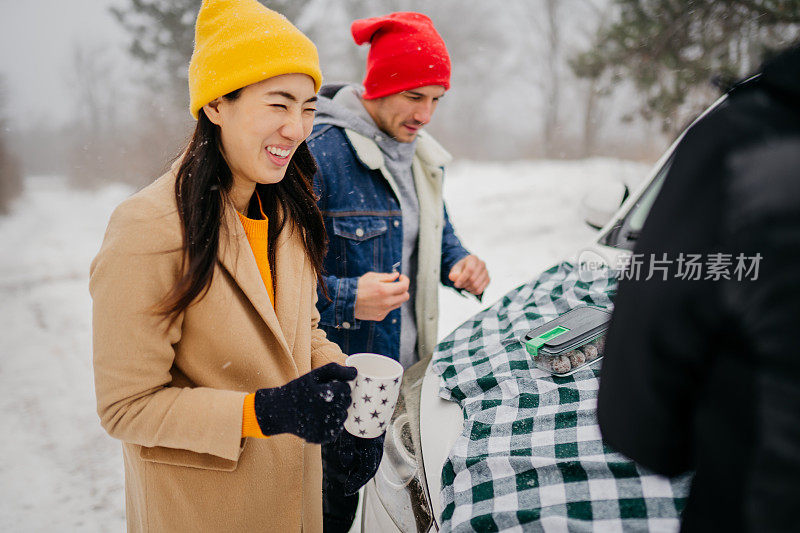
xmin=343 ymin=353 xmax=403 ymax=438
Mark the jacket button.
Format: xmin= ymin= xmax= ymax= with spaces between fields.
xmin=355 ymin=228 xmax=364 ymax=237
xmin=391 ymin=318 xmax=397 ymax=324
xmin=393 ymin=220 xmax=400 ymax=227
xmin=342 ymin=321 xmax=351 ymax=329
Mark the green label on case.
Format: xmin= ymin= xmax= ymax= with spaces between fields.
xmin=525 ymin=326 xmax=570 ymax=358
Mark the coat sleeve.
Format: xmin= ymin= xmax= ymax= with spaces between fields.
xmin=90 ymin=198 xmax=247 ymax=462
xmin=310 ymin=287 xmax=348 ymax=367
xmin=440 ymin=202 xmax=471 ymax=288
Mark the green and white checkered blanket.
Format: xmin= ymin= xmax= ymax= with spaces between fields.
xmin=432 ymin=262 xmax=691 ymax=532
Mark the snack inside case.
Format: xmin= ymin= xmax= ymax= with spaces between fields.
xmin=524 ymin=306 xmax=612 ymax=376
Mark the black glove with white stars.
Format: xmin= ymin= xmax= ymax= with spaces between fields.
xmin=253 ymin=363 xmax=357 ymax=444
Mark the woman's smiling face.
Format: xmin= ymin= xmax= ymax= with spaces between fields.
xmin=203 ymin=73 xmax=317 ymax=199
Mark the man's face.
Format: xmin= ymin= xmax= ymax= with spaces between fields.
xmin=363 ymin=85 xmax=446 ymax=143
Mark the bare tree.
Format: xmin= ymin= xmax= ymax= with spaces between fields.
xmin=110 ymin=0 xmax=199 ymax=114
xmin=64 ymin=43 xmax=180 ymax=189
xmin=569 ymin=0 xmax=614 ymax=157
xmin=67 ymin=45 xmax=119 ymax=135
xmin=0 ymin=77 xmax=23 ymax=214
xmin=542 ymin=0 xmax=562 ymax=157
xmin=503 ymin=0 xmax=572 ymax=158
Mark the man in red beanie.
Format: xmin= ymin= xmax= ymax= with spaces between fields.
xmin=307 ymin=11 xmax=490 ymax=531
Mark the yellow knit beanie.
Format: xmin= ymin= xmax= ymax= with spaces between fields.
xmin=188 ymin=0 xmax=323 ymax=119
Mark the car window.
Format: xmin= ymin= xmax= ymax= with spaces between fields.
xmin=628 ymin=163 xmax=668 ymax=232
xmin=601 ymin=155 xmax=673 ymax=250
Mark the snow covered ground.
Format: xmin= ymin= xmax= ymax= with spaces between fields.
xmin=0 ymin=158 xmax=648 ymax=531
xmin=437 ymin=158 xmax=647 ymax=336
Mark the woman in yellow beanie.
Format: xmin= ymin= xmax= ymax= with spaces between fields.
xmin=89 ymin=1 xmax=381 ymax=530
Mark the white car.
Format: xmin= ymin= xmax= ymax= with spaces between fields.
xmin=359 ymin=95 xmax=728 ymax=532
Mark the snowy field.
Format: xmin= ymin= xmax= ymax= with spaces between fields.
xmin=0 ymin=158 xmax=648 ymax=531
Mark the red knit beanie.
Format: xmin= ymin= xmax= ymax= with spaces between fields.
xmin=351 ymin=12 xmax=451 ymax=100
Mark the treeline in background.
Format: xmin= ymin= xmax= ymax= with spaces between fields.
xmin=1 ymin=0 xmax=798 ymax=209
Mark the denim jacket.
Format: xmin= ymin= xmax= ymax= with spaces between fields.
xmin=308 ymin=124 xmax=469 ymax=362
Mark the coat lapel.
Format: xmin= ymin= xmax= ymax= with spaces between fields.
xmin=274 ymin=221 xmax=305 ymax=356
xmin=217 ymin=202 xmax=294 ymax=363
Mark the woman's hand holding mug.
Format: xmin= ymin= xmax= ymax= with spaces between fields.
xmin=252 ymin=363 xmax=357 ymax=444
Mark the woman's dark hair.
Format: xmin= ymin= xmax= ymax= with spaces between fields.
xmin=159 ymin=88 xmax=328 ymax=321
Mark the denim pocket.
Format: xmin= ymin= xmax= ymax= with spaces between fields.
xmin=331 ymin=217 xmax=388 ymax=241
xmin=330 ymin=217 xmax=389 ymax=273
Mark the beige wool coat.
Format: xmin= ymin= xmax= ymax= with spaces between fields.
xmin=90 ymin=169 xmax=346 ymax=532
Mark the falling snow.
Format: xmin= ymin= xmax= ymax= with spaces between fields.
xmin=0 ymin=157 xmax=648 ymax=530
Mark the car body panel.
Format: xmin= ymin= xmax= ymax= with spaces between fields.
xmin=419 ymin=364 xmax=463 ymax=527
xmin=361 ymin=486 xmax=402 ymax=532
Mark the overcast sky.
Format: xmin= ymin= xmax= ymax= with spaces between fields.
xmin=1 ymin=0 xmax=130 ymax=129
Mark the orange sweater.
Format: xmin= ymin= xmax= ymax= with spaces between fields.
xmin=236 ymin=201 xmax=275 ymax=306
xmin=238 ymin=196 xmax=274 ymax=439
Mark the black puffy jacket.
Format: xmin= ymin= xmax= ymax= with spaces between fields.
xmin=598 ymin=44 xmax=800 ymax=533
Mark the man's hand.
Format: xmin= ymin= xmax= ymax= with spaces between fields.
xmin=354 ymin=271 xmax=410 ymax=322
xmin=449 ymin=255 xmax=490 ymax=296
